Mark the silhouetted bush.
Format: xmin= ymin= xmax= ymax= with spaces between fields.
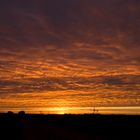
xmin=7 ymin=111 xmax=14 ymax=115
xmin=18 ymin=111 xmax=25 ymax=115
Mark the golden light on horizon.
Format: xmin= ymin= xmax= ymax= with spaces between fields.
xmin=50 ymin=107 xmax=68 ymax=115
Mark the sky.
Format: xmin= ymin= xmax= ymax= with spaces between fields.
xmin=0 ymin=0 xmax=140 ymax=114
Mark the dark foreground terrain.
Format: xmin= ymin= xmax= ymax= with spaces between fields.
xmin=0 ymin=113 xmax=140 ymax=140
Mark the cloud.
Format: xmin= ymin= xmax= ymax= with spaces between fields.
xmin=0 ymin=0 xmax=140 ymax=108
xmin=0 ymin=75 xmax=140 ymax=108
xmin=0 ymin=75 xmax=139 ymax=94
xmin=103 ymin=77 xmax=123 ymax=85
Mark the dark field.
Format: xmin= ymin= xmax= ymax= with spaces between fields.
xmin=0 ymin=113 xmax=140 ymax=140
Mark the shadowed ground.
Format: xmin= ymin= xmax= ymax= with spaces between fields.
xmin=0 ymin=113 xmax=140 ymax=140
